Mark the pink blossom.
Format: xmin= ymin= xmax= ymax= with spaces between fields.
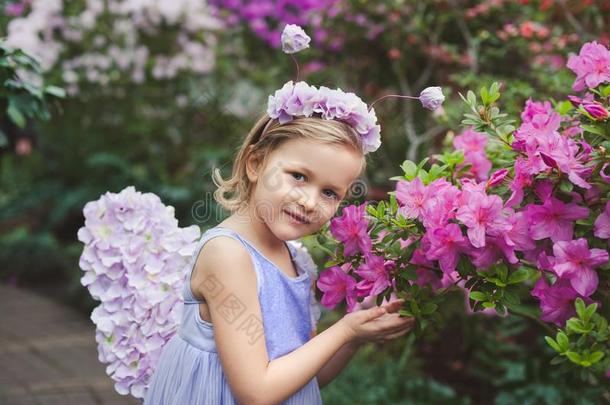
xmin=566 ymin=41 xmax=610 ymax=91
xmin=317 ymin=265 xmax=358 ymax=311
xmin=354 ymin=254 xmax=394 ymax=297
xmin=453 ymin=128 xmax=488 ymax=153
xmin=410 ymin=249 xmax=442 ymax=290
xmin=524 ymin=197 xmax=589 ymax=242
xmin=425 ymin=224 xmax=470 ymax=274
xmin=506 ymin=211 xmax=536 ymax=252
xmin=520 ymin=99 xmax=554 ymax=123
xmin=531 ymin=277 xmax=581 ymax=326
xmin=471 ymin=235 xmax=518 ymax=268
xmin=456 ymin=193 xmax=512 ymax=248
xmin=552 ymin=238 xmax=608 ymax=297
xmin=594 ymin=201 xmax=610 ymax=243
xmin=396 ymin=177 xmax=430 ymax=220
xmin=506 ymin=157 xmax=534 ymax=207
xmin=330 ymin=203 xmax=372 ymax=257
xmin=600 ymin=163 xmax=610 ymax=184
xmin=545 ymin=138 xmax=592 ymax=189
xmin=453 ymin=128 xmax=491 ymax=181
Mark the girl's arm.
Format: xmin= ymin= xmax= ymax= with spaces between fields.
xmin=194 ymin=237 xmax=355 ymax=405
xmin=315 ymin=340 xmax=363 ymax=388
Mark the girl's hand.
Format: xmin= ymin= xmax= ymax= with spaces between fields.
xmin=339 ymin=299 xmax=415 ymax=345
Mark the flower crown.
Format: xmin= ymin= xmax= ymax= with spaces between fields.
xmin=265 ymin=24 xmax=445 ymax=155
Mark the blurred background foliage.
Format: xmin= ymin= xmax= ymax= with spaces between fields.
xmin=1 ymin=0 xmax=609 ymax=402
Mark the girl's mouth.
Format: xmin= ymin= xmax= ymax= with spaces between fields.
xmin=284 ymin=210 xmax=310 ymax=224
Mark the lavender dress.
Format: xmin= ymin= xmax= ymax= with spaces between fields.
xmin=144 ymin=226 xmax=323 ymax=404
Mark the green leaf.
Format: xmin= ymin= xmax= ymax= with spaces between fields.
xmin=566 ymin=318 xmax=588 ymax=334
xmin=550 ymin=355 xmax=566 ymax=365
xmin=399 ymin=308 xmax=413 ymax=317
xmin=44 ymin=85 xmax=66 ymax=98
xmin=556 ymin=332 xmax=569 ymax=352
xmin=555 ymin=100 xmax=573 ymax=115
xmin=421 ymin=303 xmax=438 ymax=315
xmin=469 ymin=291 xmax=488 ymax=301
xmin=583 ymin=303 xmax=597 ymax=323
xmin=401 ymin=160 xmax=418 ymax=178
xmin=507 ymin=268 xmax=530 ymax=284
xmin=7 ymin=102 xmax=26 ymax=127
xmin=589 ymin=351 xmax=604 ymax=364
xmin=559 ymin=180 xmax=573 ymax=193
xmin=565 ymin=351 xmax=582 ymax=365
xmin=575 ymin=298 xmax=586 ymax=319
xmin=545 ymin=336 xmax=561 ymax=352
xmin=581 ymin=124 xmax=605 ymax=136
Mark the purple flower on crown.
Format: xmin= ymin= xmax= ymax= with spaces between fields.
xmin=267 ymin=80 xmax=382 ymax=154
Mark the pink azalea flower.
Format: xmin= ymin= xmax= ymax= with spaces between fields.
xmin=566 ymin=41 xmax=610 ymax=91
xmin=317 ymin=265 xmax=358 ymax=311
xmin=453 ymin=129 xmax=491 ymax=181
xmin=506 ymin=157 xmax=534 ymax=208
xmin=552 ymin=238 xmax=608 ymax=296
xmin=505 ymin=210 xmax=536 ymax=252
xmin=410 ymin=249 xmax=442 ymax=290
xmin=594 ymin=202 xmax=610 ymax=241
xmin=425 ymin=224 xmax=470 ymax=274
xmin=330 ymin=203 xmax=372 ymax=257
xmin=545 ymin=137 xmax=593 ymax=189
xmin=396 ymin=177 xmax=430 ymax=219
xmin=520 ymin=99 xmax=554 ymax=123
xmin=471 ymin=235 xmax=518 ymax=269
xmin=456 ymin=193 xmax=512 ymax=248
xmin=600 ymin=163 xmax=610 ymax=184
xmin=524 ymin=197 xmax=589 ymax=242
xmin=453 ymin=127 xmax=488 ymax=153
xmin=354 ymin=254 xmax=394 ymax=297
xmin=531 ymin=277 xmax=581 ymax=326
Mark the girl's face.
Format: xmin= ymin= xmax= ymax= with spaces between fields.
xmin=246 ymin=137 xmax=364 ymax=240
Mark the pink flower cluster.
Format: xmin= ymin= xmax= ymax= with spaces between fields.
xmin=77 ymin=186 xmax=201 ymax=398
xmin=317 ymin=41 xmax=610 ymax=330
xmin=567 ymin=41 xmax=610 ymax=91
xmin=509 ymin=98 xmax=593 ymax=205
xmin=453 ymin=128 xmax=492 ymax=181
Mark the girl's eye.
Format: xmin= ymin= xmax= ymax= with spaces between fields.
xmin=291 ymin=172 xmax=306 ymax=181
xmin=323 ymin=189 xmax=338 ymax=199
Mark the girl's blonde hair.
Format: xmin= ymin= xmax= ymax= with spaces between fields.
xmin=212 ymin=113 xmax=367 ymax=213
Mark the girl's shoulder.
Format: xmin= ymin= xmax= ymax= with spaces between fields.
xmin=191 ymin=228 xmax=257 ymax=291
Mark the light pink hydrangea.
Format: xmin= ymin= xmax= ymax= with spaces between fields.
xmin=78 ymin=186 xmax=201 ymax=398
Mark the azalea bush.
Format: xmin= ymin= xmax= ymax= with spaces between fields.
xmin=315 ymin=40 xmax=610 ymax=385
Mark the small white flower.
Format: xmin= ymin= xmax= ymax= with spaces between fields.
xmin=281 ymin=24 xmax=311 ymax=54
xmin=419 ymin=86 xmax=445 ymax=110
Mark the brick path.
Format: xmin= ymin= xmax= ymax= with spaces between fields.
xmin=0 ymin=284 xmax=140 ymax=405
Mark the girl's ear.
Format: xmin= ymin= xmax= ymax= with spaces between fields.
xmin=245 ymin=146 xmax=263 ymax=183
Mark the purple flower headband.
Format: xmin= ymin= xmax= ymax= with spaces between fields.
xmin=267 ymin=24 xmax=445 ymax=155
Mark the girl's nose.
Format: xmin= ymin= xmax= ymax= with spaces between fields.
xmin=296 ymin=187 xmax=318 ymax=212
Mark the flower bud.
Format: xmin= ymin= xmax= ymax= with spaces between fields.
xmin=582 ymin=101 xmax=609 ymax=120
xmin=281 ymin=24 xmax=311 ymax=54
xmin=487 ymin=168 xmax=509 ymax=188
xmin=567 ymin=95 xmax=583 ymax=107
xmin=419 ymin=86 xmax=445 ymax=110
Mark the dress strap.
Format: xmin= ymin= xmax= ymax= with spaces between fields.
xmin=182 ymin=226 xmax=261 ymax=304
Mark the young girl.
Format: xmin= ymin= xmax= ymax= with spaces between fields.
xmin=143 ymin=83 xmax=415 ymax=404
